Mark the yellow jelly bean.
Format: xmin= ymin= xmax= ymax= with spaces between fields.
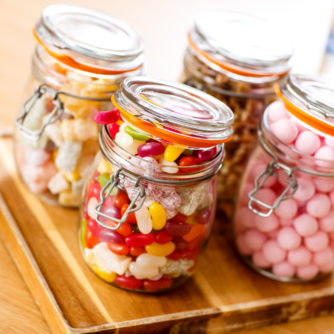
xmin=164 ymin=145 xmax=185 ymax=162
xmin=97 ymin=158 xmax=113 ymax=174
xmin=92 ymin=263 xmax=116 ymax=283
xmin=149 ymin=202 xmax=167 ymax=230
xmin=145 ymin=242 xmax=175 ymax=257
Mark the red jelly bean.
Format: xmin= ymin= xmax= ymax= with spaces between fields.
xmin=105 ymin=220 xmax=132 ymax=237
xmin=85 ymin=229 xmax=99 ymax=249
xmin=108 ymin=122 xmax=120 ymax=139
xmin=155 ymin=230 xmax=173 ymax=244
xmin=88 ymin=219 xmax=125 ymax=244
xmin=137 ymin=142 xmax=165 ymax=157
xmin=100 ymin=205 xmax=121 ymax=223
xmin=121 ymin=203 xmax=137 ymax=224
xmin=125 ymin=233 xmax=155 ymax=247
xmin=169 ymin=213 xmax=187 ymax=224
xmin=107 ymin=242 xmax=129 ymax=256
xmin=130 ymin=246 xmax=145 ymax=257
xmin=178 ymin=156 xmax=200 ymax=173
xmin=115 ymin=275 xmax=142 ymax=290
xmin=143 ymin=277 xmax=173 ymax=291
xmin=174 ymin=237 xmax=188 ymax=251
xmin=114 ymin=190 xmax=129 ymax=209
xmin=165 ymin=221 xmax=191 ymax=237
xmin=87 ymin=183 xmax=101 ymax=200
xmin=167 ymin=250 xmax=181 ymax=260
xmin=196 ymin=147 xmax=217 ymax=163
xmin=180 ymin=247 xmax=200 ymax=260
xmin=196 ymin=208 xmax=211 ymax=224
xmin=94 ymin=107 xmax=120 ymax=124
xmin=187 ymin=234 xmax=205 ymax=250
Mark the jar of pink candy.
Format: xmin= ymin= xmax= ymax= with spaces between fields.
xmin=15 ymin=5 xmax=144 ymax=207
xmin=234 ymin=74 xmax=334 ymax=282
xmin=79 ymin=77 xmax=234 ymax=292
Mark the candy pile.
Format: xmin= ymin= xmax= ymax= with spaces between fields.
xmin=80 ymin=108 xmax=218 ymax=291
xmin=16 ymin=66 xmax=114 ymax=206
xmin=234 ymin=101 xmax=334 ymax=281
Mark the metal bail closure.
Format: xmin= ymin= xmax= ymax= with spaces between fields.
xmin=95 ymin=168 xmax=146 ymax=230
xmin=15 ymin=83 xmax=63 ymax=141
xmin=248 ymin=161 xmax=297 ymax=217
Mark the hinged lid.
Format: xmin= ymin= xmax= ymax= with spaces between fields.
xmin=188 ymin=11 xmax=293 ymax=77
xmin=112 ymin=77 xmax=234 ymax=148
xmin=34 ymin=4 xmax=144 ymax=74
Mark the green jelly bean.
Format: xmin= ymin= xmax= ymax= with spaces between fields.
xmin=125 ymin=125 xmax=150 ymax=141
xmin=183 ymin=148 xmax=194 ymax=156
xmin=97 ymin=173 xmax=117 ymax=195
xmin=80 ymin=219 xmax=87 ymax=248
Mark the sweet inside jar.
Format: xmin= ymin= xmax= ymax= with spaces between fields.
xmin=233 ymin=74 xmax=334 ymax=283
xmin=79 ymin=77 xmax=234 ymax=292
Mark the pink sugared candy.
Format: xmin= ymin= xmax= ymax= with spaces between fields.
xmin=313 ymin=248 xmax=334 ymax=267
xmin=236 ymin=234 xmax=252 ymax=255
xmin=266 ymin=101 xmax=288 ymax=123
xmin=294 ymin=131 xmax=320 ymax=155
xmin=243 ymin=229 xmax=267 ymax=251
xmin=262 ymin=240 xmax=286 ymax=264
xmin=319 ymin=212 xmax=334 ymax=232
xmin=277 ymin=227 xmax=301 ymax=250
xmin=306 ymin=194 xmax=331 ymax=218
xmin=287 ymin=246 xmax=312 ymax=267
xmin=313 ymin=177 xmax=334 ymax=193
xmin=255 ymin=213 xmax=279 ymax=232
xmin=296 ymin=264 xmax=319 ymax=280
xmin=252 ymin=251 xmax=271 ymax=268
xmin=314 ymin=146 xmax=334 ymax=168
xmin=272 ymin=261 xmax=295 ymax=278
xmin=304 ymin=231 xmax=329 ymax=252
xmin=275 ymin=198 xmax=298 ymax=219
xmin=293 ymin=177 xmax=315 ymax=202
xmin=270 ymin=118 xmax=298 ymax=144
xmin=293 ymin=213 xmax=318 ymax=237
xmin=234 ymin=206 xmax=255 ymax=229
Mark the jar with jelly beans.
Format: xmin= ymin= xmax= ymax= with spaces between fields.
xmin=79 ymin=77 xmax=234 ymax=292
xmin=234 ymin=74 xmax=334 ymax=282
xmin=181 ymin=11 xmax=293 ymax=207
xmin=15 ymin=4 xmax=144 ymax=207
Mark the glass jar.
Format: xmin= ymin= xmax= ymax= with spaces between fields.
xmin=181 ymin=11 xmax=293 ymax=206
xmin=15 ymin=5 xmax=144 ymax=207
xmin=234 ymin=74 xmax=334 ymax=282
xmin=79 ymin=77 xmax=234 ymax=292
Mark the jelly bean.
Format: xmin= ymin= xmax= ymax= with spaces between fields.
xmin=124 ymin=125 xmax=150 ymax=141
xmin=168 ymin=250 xmax=181 ymax=260
xmin=135 ymin=205 xmax=153 ymax=234
xmin=174 ymin=237 xmax=188 ymax=251
xmin=108 ymin=122 xmax=120 ymax=139
xmin=197 ymin=147 xmax=217 ymax=163
xmin=178 ymin=156 xmax=200 ymax=173
xmin=169 ymin=213 xmax=187 ymax=224
xmin=129 ymin=262 xmax=159 ymax=279
xmin=143 ymin=277 xmax=173 ymax=291
xmin=107 ymin=242 xmax=130 ymax=256
xmin=183 ymin=224 xmax=206 ymax=242
xmin=80 ymin=219 xmax=87 ymax=248
xmin=145 ymin=241 xmax=175 ymax=257
xmin=92 ymin=264 xmax=116 ymax=283
xmin=137 ymin=142 xmax=165 ymax=157
xmin=165 ymin=221 xmax=191 ymax=237
xmin=136 ymin=253 xmax=167 ymax=267
xmin=187 ymin=234 xmax=205 ymax=250
xmin=87 ymin=197 xmax=98 ymax=220
xmin=183 ymin=148 xmax=194 ymax=156
xmin=100 ymin=205 xmax=121 ymax=223
xmin=115 ymin=275 xmax=142 ymax=290
xmin=93 ymin=107 xmax=120 ymax=124
xmin=156 ymin=230 xmax=173 ymax=244
xmin=149 ymin=202 xmax=167 ymax=230
xmin=125 ymin=233 xmax=155 ymax=247
xmin=87 ymin=183 xmax=101 ymax=200
xmin=179 ymin=247 xmax=200 ymax=260
xmin=97 ymin=173 xmax=110 ymax=188
xmin=164 ymin=145 xmax=184 ymax=162
xmin=105 ymin=220 xmax=132 ymax=237
xmin=85 ymin=229 xmax=99 ymax=249
xmin=114 ymin=190 xmax=129 ymax=209
xmin=130 ymin=246 xmax=145 ymax=257
xmin=160 ymin=159 xmax=179 ymax=174
xmin=121 ymin=203 xmax=137 ymax=224
xmin=88 ymin=219 xmax=125 ymax=244
xmin=115 ymin=131 xmax=133 ymax=149
xmin=195 ymin=208 xmax=211 ymax=224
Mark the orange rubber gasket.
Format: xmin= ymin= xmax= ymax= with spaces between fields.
xmin=275 ymin=84 xmax=334 ymax=137
xmin=187 ymin=32 xmax=289 ymax=78
xmin=112 ymin=95 xmax=232 ymax=148
xmin=33 ymin=27 xmax=142 ymax=75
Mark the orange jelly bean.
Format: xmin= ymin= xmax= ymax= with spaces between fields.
xmin=121 ymin=203 xmax=137 ymax=224
xmin=107 ymin=242 xmax=130 ymax=256
xmin=85 ymin=229 xmax=99 ymax=249
xmin=182 ymin=224 xmax=206 ymax=242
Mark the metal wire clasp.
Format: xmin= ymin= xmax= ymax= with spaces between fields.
xmin=95 ymin=168 xmax=146 ymax=230
xmin=248 ymin=161 xmax=297 ymax=217
xmin=15 ymin=83 xmax=63 ymax=141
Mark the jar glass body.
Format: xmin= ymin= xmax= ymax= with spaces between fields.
xmin=233 ymin=105 xmax=334 ymax=282
xmin=182 ymin=47 xmax=288 ymax=205
xmin=15 ymin=46 xmax=142 ymax=207
xmin=79 ymin=145 xmax=219 ymax=292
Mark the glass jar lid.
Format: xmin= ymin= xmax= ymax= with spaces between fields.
xmin=112 ymin=76 xmax=234 ymax=148
xmin=276 ymin=74 xmax=334 ymax=137
xmin=188 ymin=11 xmax=293 ymax=78
xmin=34 ymin=4 xmax=144 ymax=74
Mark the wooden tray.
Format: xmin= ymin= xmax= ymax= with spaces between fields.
xmin=1 ymin=138 xmax=334 ymax=334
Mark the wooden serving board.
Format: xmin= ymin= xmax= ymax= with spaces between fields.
xmin=1 ymin=138 xmax=334 ymax=334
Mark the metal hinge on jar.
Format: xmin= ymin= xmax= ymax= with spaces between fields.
xmin=95 ymin=168 xmax=146 ymax=230
xmin=248 ymin=161 xmax=297 ymax=217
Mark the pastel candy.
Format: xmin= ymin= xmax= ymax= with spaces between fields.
xmin=251 ymin=162 xmax=276 ymax=187
xmin=277 ymin=227 xmax=301 ymax=250
xmin=275 ymin=198 xmax=298 ymax=219
xmin=325 ymin=136 xmax=334 ymax=148
xmin=293 ymin=214 xmax=318 ymax=236
xmin=234 ymin=206 xmax=255 ymax=229
xmin=313 ymin=248 xmax=334 ymax=267
xmin=319 ymin=212 xmax=334 ymax=232
xmin=280 ymin=218 xmax=294 ymax=227
xmin=296 ymin=264 xmax=319 ymax=280
xmin=272 ymin=261 xmax=295 ymax=278
xmin=319 ymin=260 xmax=334 ymax=273
xmin=26 ymin=149 xmax=51 ymax=167
xmin=314 ymin=146 xmax=334 ymax=168
xmin=236 ymin=234 xmax=252 ymax=255
xmin=295 ymin=131 xmax=320 ymax=155
xmin=306 ymin=194 xmax=331 ymax=218
xmin=255 ymin=214 xmax=279 ymax=232
xmin=304 ymin=231 xmax=329 ymax=252
xmin=287 ymin=246 xmax=312 ymax=267
xmin=262 ymin=240 xmax=286 ymax=264
xmin=252 ymin=251 xmax=271 ymax=268
xmin=313 ymin=177 xmax=334 ymax=193
xmin=293 ymin=177 xmax=315 ymax=202
xmin=270 ymin=118 xmax=298 ymax=144
xmin=253 ymin=188 xmax=276 ymax=206
xmin=266 ymin=101 xmax=288 ymax=123
xmin=240 ymin=182 xmax=254 ymax=205
xmin=136 ymin=253 xmax=167 ymax=268
xmin=243 ymin=229 xmax=267 ymax=251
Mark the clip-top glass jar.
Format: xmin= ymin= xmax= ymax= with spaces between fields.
xmin=181 ymin=11 xmax=293 ymax=206
xmin=15 ymin=5 xmax=144 ymax=207
xmin=234 ymin=74 xmax=334 ymax=282
xmin=79 ymin=77 xmax=234 ymax=292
